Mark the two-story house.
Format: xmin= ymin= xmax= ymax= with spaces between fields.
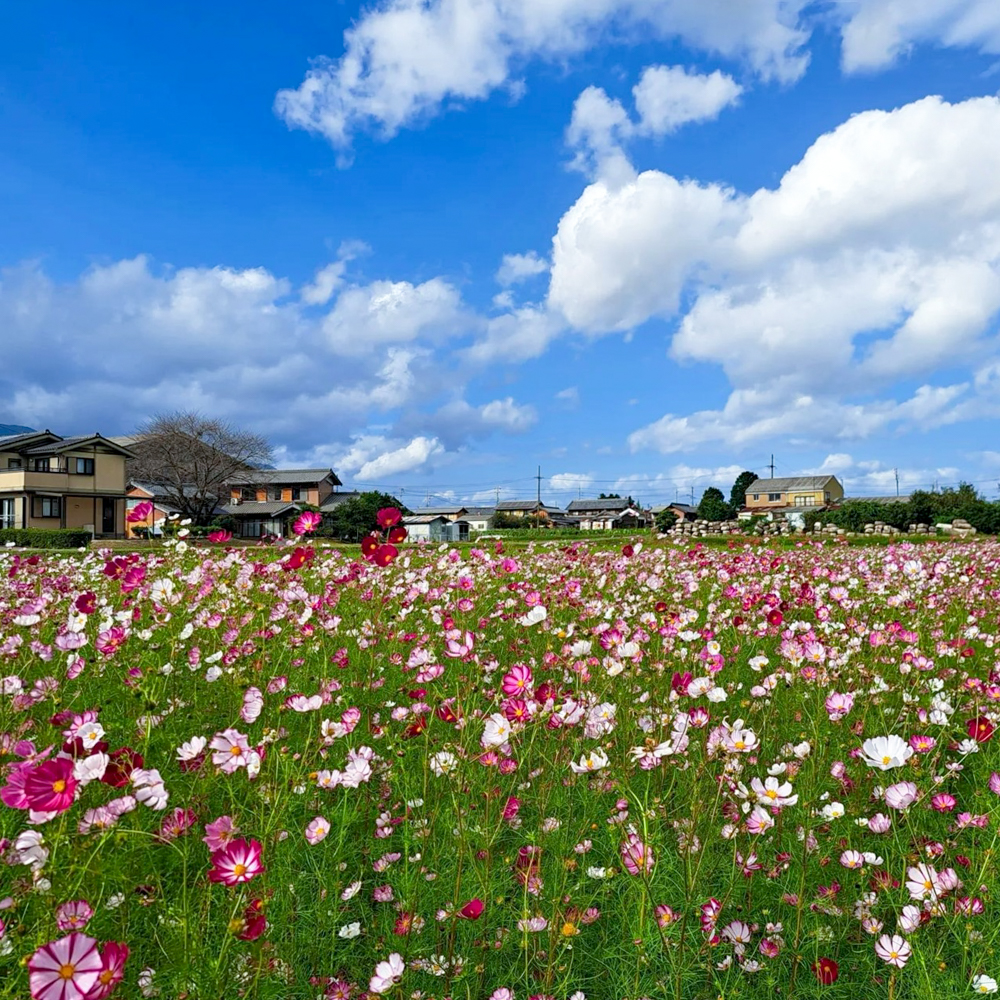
xmin=0 ymin=430 xmax=133 ymax=536
xmin=566 ymin=497 xmax=646 ymax=530
xmin=742 ymin=476 xmax=844 ymax=522
xmin=222 ymin=468 xmax=343 ymax=538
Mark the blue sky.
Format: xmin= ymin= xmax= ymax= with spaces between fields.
xmin=3 ymin=1 xmax=1000 ymax=509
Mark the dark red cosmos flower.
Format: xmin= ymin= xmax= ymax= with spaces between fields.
xmin=360 ymin=534 xmax=380 ymax=557
xmin=671 ymin=671 xmax=692 ymax=697
xmin=285 ymin=547 xmax=314 ymax=572
xmin=622 ymin=544 xmax=634 ymax=557
xmin=812 ymin=958 xmax=839 ymax=985
xmin=376 ymin=507 xmax=402 ymax=528
xmin=459 ymin=898 xmax=484 ymax=920
xmin=967 ymin=717 xmax=994 ymax=743
xmin=388 ymin=525 xmax=408 ymax=543
xmin=101 ymin=747 xmax=143 ymax=788
xmin=238 ymin=899 xmax=267 ymax=941
xmin=372 ymin=544 xmax=398 ymax=567
xmin=766 ymin=609 xmax=784 ymax=626
xmin=75 ymin=592 xmax=97 ymax=615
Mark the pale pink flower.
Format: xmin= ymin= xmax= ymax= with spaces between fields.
xmin=369 ymin=953 xmax=405 ymax=994
xmin=209 ymin=729 xmax=251 ymax=773
xmin=28 ymin=932 xmax=102 ymax=1000
xmin=884 ymin=781 xmax=918 ymax=810
xmin=305 ymin=816 xmax=330 ymax=845
xmin=874 ymin=933 xmax=911 ymax=968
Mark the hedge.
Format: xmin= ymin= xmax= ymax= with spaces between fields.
xmin=0 ymin=528 xmax=93 ymax=549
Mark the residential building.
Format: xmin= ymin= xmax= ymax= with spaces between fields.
xmin=402 ymin=514 xmax=469 ymax=542
xmin=566 ymin=497 xmax=646 ymax=530
xmin=124 ymin=481 xmax=227 ymax=538
xmin=413 ymin=505 xmax=468 ymax=521
xmin=0 ymin=430 xmax=132 ymax=536
xmin=495 ymin=500 xmax=564 ymax=520
xmin=222 ymin=468 xmax=344 ymax=538
xmin=743 ymin=476 xmax=844 ymax=513
xmin=460 ymin=507 xmax=496 ymax=532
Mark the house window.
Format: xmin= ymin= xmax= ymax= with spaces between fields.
xmin=768 ymin=493 xmax=782 ymax=502
xmin=751 ymin=493 xmax=759 ymax=501
xmin=73 ymin=458 xmax=95 ymax=475
xmin=29 ymin=458 xmax=51 ymax=472
xmin=7 ymin=458 xmax=22 ymax=469
xmin=36 ymin=497 xmax=61 ymax=518
xmin=291 ymin=487 xmax=301 ymax=501
xmin=271 ymin=488 xmax=284 ymax=501
xmin=793 ymin=495 xmax=815 ymax=506
xmin=0 ymin=498 xmax=15 ymax=529
xmin=241 ymin=487 xmax=256 ymax=501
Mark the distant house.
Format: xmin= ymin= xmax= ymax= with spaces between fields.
xmin=125 ymin=481 xmax=199 ymax=537
xmin=461 ymin=507 xmax=496 ymax=532
xmin=403 ymin=514 xmax=469 ymax=542
xmin=0 ymin=430 xmax=133 ymax=537
xmin=495 ymin=501 xmax=564 ymax=521
xmin=566 ymin=497 xmax=646 ymax=530
xmin=222 ymin=468 xmax=344 ymax=538
xmin=412 ymin=504 xmax=467 ymax=521
xmin=743 ymin=476 xmax=844 ymax=516
xmin=318 ymin=490 xmax=362 ymax=514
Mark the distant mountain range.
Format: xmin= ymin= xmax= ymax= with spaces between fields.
xmin=0 ymin=424 xmax=35 ymax=436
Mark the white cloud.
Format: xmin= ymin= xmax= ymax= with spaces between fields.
xmin=300 ymin=241 xmax=370 ymax=306
xmin=545 ymin=95 xmax=1000 ymax=451
xmin=352 ymin=435 xmax=447 ymax=481
xmin=496 ymin=251 xmax=550 ymax=286
xmin=479 ymin=397 xmax=538 ymax=431
xmin=322 ymin=277 xmax=470 ymax=355
xmin=555 ymin=386 xmax=580 ymax=407
xmin=567 ymin=65 xmax=742 ymax=181
xmin=549 ymin=471 xmax=594 ymax=493
xmin=840 ymin=0 xmax=1000 ymax=73
xmin=275 ymin=0 xmax=809 ymax=156
xmin=809 ymin=454 xmax=961 ymax=496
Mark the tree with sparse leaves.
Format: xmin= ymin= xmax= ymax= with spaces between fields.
xmin=126 ymin=412 xmax=273 ymax=525
xmin=729 ymin=471 xmax=759 ymax=511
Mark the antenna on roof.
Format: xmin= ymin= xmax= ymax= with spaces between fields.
xmin=769 ymin=454 xmax=776 ymax=478
xmin=536 ymin=465 xmax=542 ymax=504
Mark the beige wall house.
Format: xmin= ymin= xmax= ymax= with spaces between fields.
xmin=0 ymin=430 xmax=133 ymax=536
xmin=742 ymin=476 xmax=845 ymax=517
xmin=222 ymin=469 xmax=344 ymax=538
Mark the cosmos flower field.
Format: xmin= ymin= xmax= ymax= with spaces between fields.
xmin=3 ymin=528 xmax=1000 ymax=1000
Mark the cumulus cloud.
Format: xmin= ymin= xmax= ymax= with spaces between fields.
xmin=0 ymin=254 xmax=527 ymax=472
xmin=549 ymin=471 xmax=595 ymax=494
xmin=809 ymin=453 xmax=962 ymax=495
xmin=353 ymin=435 xmax=447 ymax=480
xmin=839 ymin=0 xmax=1000 ymax=73
xmin=274 ymin=0 xmax=808 ymax=157
xmin=545 ymin=95 xmax=1000 ymax=451
xmin=567 ymin=65 xmax=743 ymax=181
xmin=496 ymin=251 xmax=549 ymax=286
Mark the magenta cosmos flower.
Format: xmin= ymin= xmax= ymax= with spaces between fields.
xmin=28 ymin=932 xmax=102 ymax=1000
xmin=87 ymin=943 xmax=129 ymax=1000
xmin=208 ymin=838 xmax=264 ymax=885
xmin=292 ymin=510 xmax=322 ymax=535
xmin=24 ymin=758 xmax=78 ymax=814
xmin=620 ymin=833 xmax=655 ymax=875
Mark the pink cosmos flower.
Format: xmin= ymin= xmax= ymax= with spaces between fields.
xmin=990 ymin=772 xmax=1000 ymax=796
xmin=126 ymin=501 xmax=153 ymax=523
xmin=203 ymin=816 xmax=240 ymax=852
xmin=28 ymin=932 xmax=102 ymax=1000
xmin=369 ymin=953 xmax=405 ymax=994
xmin=241 ymin=687 xmax=264 ymax=724
xmin=824 ymin=692 xmax=854 ymax=721
xmin=293 ymin=510 xmax=323 ymax=536
xmin=24 ymin=757 xmax=78 ymax=814
xmin=909 ymin=735 xmax=936 ymax=753
xmin=85 ymin=942 xmax=129 ymax=1000
xmin=207 ymin=530 xmax=232 ymax=544
xmin=931 ymin=793 xmax=956 ymax=813
xmin=55 ymin=901 xmax=93 ymax=932
xmin=209 ymin=729 xmax=251 ymax=773
xmin=459 ymin=898 xmax=484 ymax=919
xmin=874 ymin=933 xmax=911 ymax=968
xmin=305 ymin=816 xmax=330 ymax=845
xmin=501 ymin=663 xmax=533 ymax=696
xmin=376 ymin=507 xmax=402 ymax=528
xmin=621 ymin=832 xmax=654 ymax=875
xmin=884 ymin=781 xmax=918 ymax=811
xmin=208 ymin=838 xmax=264 ymax=885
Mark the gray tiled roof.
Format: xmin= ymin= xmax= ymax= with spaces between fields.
xmin=461 ymin=507 xmax=496 ymax=518
xmin=319 ymin=491 xmax=362 ymax=510
xmin=222 ymin=501 xmax=301 ymax=517
xmin=227 ymin=468 xmax=342 ymax=486
xmin=403 ymin=514 xmax=449 ymax=525
xmin=414 ymin=505 xmax=466 ymax=515
xmin=23 ymin=434 xmax=135 ymax=457
xmin=567 ymin=498 xmax=630 ymax=512
xmin=496 ymin=500 xmax=562 ymax=511
xmin=748 ymin=476 xmax=838 ymax=493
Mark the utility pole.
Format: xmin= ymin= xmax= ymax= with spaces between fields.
xmin=536 ymin=466 xmax=542 ymax=505
xmin=769 ymin=454 xmax=776 ymax=478
xmin=689 ymin=486 xmax=695 ymax=505
xmin=495 ymin=485 xmax=500 ymax=504
xmin=894 ymin=468 xmax=899 ymax=497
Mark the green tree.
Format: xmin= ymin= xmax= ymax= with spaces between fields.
xmin=598 ymin=493 xmax=621 ymax=499
xmin=729 ymin=470 xmax=759 ymax=510
xmin=698 ymin=487 xmax=733 ymax=522
xmin=322 ymin=492 xmax=409 ymax=541
xmin=654 ymin=508 xmax=678 ymax=533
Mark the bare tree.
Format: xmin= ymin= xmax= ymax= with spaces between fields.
xmin=127 ymin=412 xmax=273 ymax=524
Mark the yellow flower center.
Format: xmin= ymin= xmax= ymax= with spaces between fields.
xmin=766 ymin=789 xmax=777 ymax=799
xmin=882 ymin=755 xmax=892 ymax=765
xmin=889 ymin=951 xmax=899 ymax=960
xmin=233 ymin=863 xmax=248 ymax=877
xmin=52 ymin=780 xmax=67 ymax=793
xmin=735 ymin=740 xmax=745 ymax=749
xmin=230 ymin=746 xmax=242 ymax=756
xmin=59 ymin=964 xmax=75 ymax=980
xmin=99 ymin=970 xmax=114 ymax=985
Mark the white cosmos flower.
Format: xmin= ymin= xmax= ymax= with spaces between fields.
xmin=570 ymin=749 xmax=609 ymax=773
xmin=176 ymin=736 xmax=207 ymax=761
xmin=369 ymin=953 xmax=405 ymax=994
xmin=338 ymin=922 xmax=361 ymax=939
xmin=972 ymin=974 xmax=999 ymax=994
xmin=481 ymin=712 xmax=512 ymax=748
xmin=861 ymin=735 xmax=914 ymax=771
xmin=517 ymin=606 xmax=547 ymax=627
